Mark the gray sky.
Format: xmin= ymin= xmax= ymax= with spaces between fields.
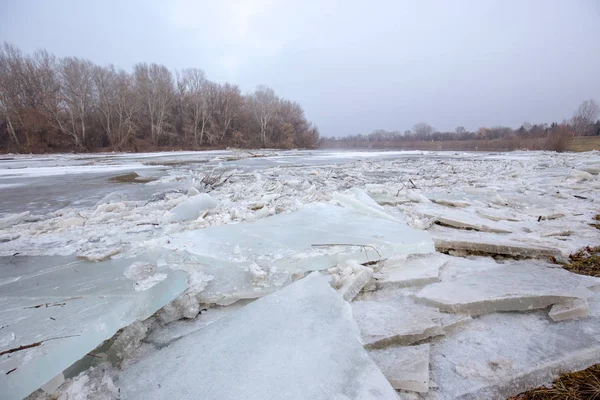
xmin=1 ymin=0 xmax=599 ymax=137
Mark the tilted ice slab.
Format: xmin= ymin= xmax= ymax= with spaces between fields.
xmin=165 ymin=203 xmax=434 ymax=273
xmin=373 ymin=252 xmax=448 ymax=289
xmin=0 ymin=256 xmax=187 ymax=400
xmin=412 ymin=203 xmax=513 ymax=234
xmin=432 ymin=229 xmax=563 ymax=259
xmin=369 ymin=344 xmax=431 ymax=393
xmin=118 ymin=272 xmax=399 ymax=400
xmin=416 ymin=264 xmax=597 ymax=315
xmin=424 ymin=295 xmax=600 ymax=400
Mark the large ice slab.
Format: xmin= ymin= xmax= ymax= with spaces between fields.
xmin=369 ymin=344 xmax=430 ymax=393
xmin=165 ymin=203 xmax=434 ymax=273
xmin=0 ymin=256 xmax=187 ymax=400
xmin=433 ymin=236 xmax=562 ymax=259
xmin=425 ymin=296 xmax=600 ymax=399
xmin=416 ymin=264 xmax=595 ymax=315
xmin=118 ymin=272 xmax=399 ymax=400
xmin=352 ymin=295 xmax=444 ymax=348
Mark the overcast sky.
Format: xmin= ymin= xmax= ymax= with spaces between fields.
xmin=1 ymin=0 xmax=599 ymax=137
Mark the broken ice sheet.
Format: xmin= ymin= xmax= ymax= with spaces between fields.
xmin=164 ymin=203 xmax=434 ymax=274
xmin=548 ymin=298 xmax=590 ymax=322
xmin=425 ymin=295 xmax=600 ymax=400
xmin=373 ymin=252 xmax=448 ymax=289
xmin=118 ymin=273 xmax=399 ymax=400
xmin=352 ymin=294 xmax=444 ymax=349
xmin=416 ymin=263 xmax=596 ymax=315
xmin=0 ymin=255 xmax=187 ymax=400
xmin=369 ymin=344 xmax=431 ymax=393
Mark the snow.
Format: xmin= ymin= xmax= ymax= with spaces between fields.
xmin=118 ymin=273 xmax=399 ymax=400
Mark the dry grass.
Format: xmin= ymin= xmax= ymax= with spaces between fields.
xmin=508 ymin=364 xmax=600 ymax=399
xmin=590 ymin=215 xmax=600 ymax=230
xmin=567 ymin=136 xmax=600 ymax=152
xmin=554 ymin=246 xmax=600 ymax=278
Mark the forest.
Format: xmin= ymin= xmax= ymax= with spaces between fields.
xmin=322 ymin=99 xmax=600 ymax=151
xmin=0 ymin=43 xmax=320 ymax=153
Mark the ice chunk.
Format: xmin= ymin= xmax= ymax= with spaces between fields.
xmin=548 ymin=298 xmax=590 ymax=322
xmin=369 ymin=344 xmax=430 ymax=392
xmin=146 ymin=300 xmax=253 ymax=347
xmin=166 ymin=193 xmax=217 ymax=222
xmin=76 ymin=248 xmax=121 ymax=262
xmin=328 ymin=261 xmax=373 ymax=301
xmin=118 ymin=273 xmax=399 ymax=400
xmin=413 ymin=204 xmax=512 ymax=233
xmin=416 ymin=264 xmax=594 ymax=315
xmin=332 ymin=188 xmax=404 ymax=223
xmin=434 ymin=237 xmax=561 ymax=259
xmin=106 ymin=320 xmax=151 ymax=367
xmin=0 ymin=211 xmax=30 ymax=229
xmin=95 ymin=192 xmax=127 ymax=205
xmin=426 ymin=298 xmax=600 ymax=399
xmin=124 ymin=261 xmax=157 ymax=281
xmin=374 ymin=253 xmax=447 ymax=288
xmin=165 ymin=203 xmax=434 ymax=273
xmin=0 ymin=256 xmax=187 ymax=400
xmin=352 ymin=295 xmax=443 ymax=348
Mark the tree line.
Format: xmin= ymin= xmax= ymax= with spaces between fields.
xmin=0 ymin=43 xmax=320 ymax=153
xmin=323 ymin=99 xmax=600 ymax=150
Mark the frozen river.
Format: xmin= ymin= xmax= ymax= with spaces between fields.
xmin=1 ymin=149 xmax=599 ymax=400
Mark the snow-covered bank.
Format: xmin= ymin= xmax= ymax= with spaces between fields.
xmin=0 ymin=150 xmax=598 ymax=399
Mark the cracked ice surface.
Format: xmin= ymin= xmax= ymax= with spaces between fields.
xmin=424 ymin=295 xmax=600 ymax=400
xmin=1 ymin=150 xmax=599 ymax=398
xmin=118 ymin=273 xmax=399 ymax=400
xmin=164 ymin=203 xmax=434 ymax=273
xmin=0 ymin=256 xmax=187 ymax=400
xmin=416 ymin=263 xmax=598 ymax=315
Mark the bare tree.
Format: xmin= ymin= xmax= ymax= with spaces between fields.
xmin=177 ymin=68 xmax=217 ymax=145
xmin=58 ymin=57 xmax=96 ymax=147
xmin=413 ymin=122 xmax=434 ymax=137
xmin=0 ymin=44 xmax=23 ymax=147
xmin=248 ymin=85 xmax=278 ymax=147
xmin=214 ymin=83 xmax=242 ymax=143
xmin=134 ymin=63 xmax=174 ymax=144
xmin=572 ymin=99 xmax=600 ymax=136
xmin=0 ymin=42 xmax=319 ymax=152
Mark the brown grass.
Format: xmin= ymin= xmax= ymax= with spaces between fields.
xmin=554 ymin=246 xmax=600 ymax=277
xmin=508 ymin=364 xmax=600 ymax=399
xmin=567 ymin=137 xmax=600 ymax=152
xmin=590 ymin=215 xmax=600 ymax=231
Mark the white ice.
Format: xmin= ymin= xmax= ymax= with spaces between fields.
xmin=118 ymin=272 xmax=399 ymax=400
xmin=165 ymin=203 xmax=434 ymax=273
xmin=0 ymin=256 xmax=187 ymax=400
